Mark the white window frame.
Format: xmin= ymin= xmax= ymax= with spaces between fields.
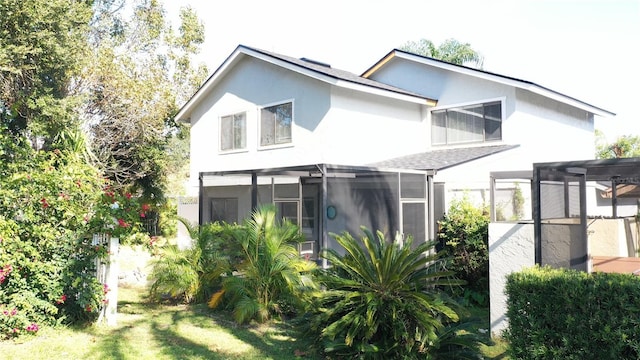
xmin=431 ymin=97 xmax=505 ymax=146
xmin=258 ymin=99 xmax=294 ymax=149
xmin=219 ymin=111 xmax=247 ymax=153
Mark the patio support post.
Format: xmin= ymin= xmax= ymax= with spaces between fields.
xmin=533 ymin=167 xmax=542 ymax=265
xmin=577 ymin=173 xmax=588 ymax=270
xmin=427 ymin=174 xmax=435 ymax=242
xmin=489 ymin=175 xmax=496 ymax=222
xmin=198 ymin=173 xmax=204 ymax=226
xmin=611 ymin=178 xmax=618 ymax=218
xmin=321 ymin=164 xmax=328 ymax=269
xmin=251 ymin=172 xmax=258 ymax=211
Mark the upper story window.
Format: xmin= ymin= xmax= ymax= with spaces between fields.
xmin=220 ymin=112 xmax=246 ymax=151
xmin=431 ymin=101 xmax=502 ymax=145
xmin=260 ymin=101 xmax=292 ymax=146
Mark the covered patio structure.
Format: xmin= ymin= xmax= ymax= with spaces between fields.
xmin=198 ymin=164 xmax=436 ymax=266
xmin=532 ymin=157 xmax=640 ymax=272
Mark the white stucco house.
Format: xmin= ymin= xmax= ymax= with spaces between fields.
xmin=174 ymin=44 xmax=614 ymax=263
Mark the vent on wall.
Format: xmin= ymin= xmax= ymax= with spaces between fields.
xmin=300 ymin=57 xmax=331 ymax=68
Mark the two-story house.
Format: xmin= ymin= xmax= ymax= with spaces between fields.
xmin=175 ymin=44 xmax=614 ymax=260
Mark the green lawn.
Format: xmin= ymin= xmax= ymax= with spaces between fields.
xmin=0 ymin=286 xmax=508 ymax=359
xmin=0 ymin=286 xmax=319 ymax=360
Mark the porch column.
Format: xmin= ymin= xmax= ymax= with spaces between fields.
xmin=427 ymin=174 xmax=436 ymax=241
xmin=251 ymin=172 xmax=258 ymax=211
xmin=321 ymin=164 xmax=328 ymax=269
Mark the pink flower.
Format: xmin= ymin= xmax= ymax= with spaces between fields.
xmin=103 ymin=283 xmax=110 ymax=294
xmin=125 ymin=193 xmax=132 ymax=199
xmin=140 ymin=212 xmax=146 ymax=218
xmin=40 ymin=198 xmax=49 ymax=208
xmin=117 ymin=218 xmax=129 ymax=227
xmin=26 ymin=323 xmax=39 ymax=332
xmin=141 ymin=204 xmax=151 ymax=212
xmin=56 ymin=294 xmax=67 ymax=304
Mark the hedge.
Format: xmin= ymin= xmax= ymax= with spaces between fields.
xmin=505 ymin=266 xmax=640 ymax=359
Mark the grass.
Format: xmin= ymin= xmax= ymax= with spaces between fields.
xmin=0 ymin=286 xmax=320 ymax=360
xmin=0 ymin=281 xmax=509 ymax=359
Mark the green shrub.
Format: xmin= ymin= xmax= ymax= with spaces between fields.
xmin=148 ymin=220 xmax=240 ymax=303
xmin=221 ymin=205 xmax=316 ymax=324
xmin=302 ymin=228 xmax=484 ymax=359
xmin=0 ymin=126 xmax=146 ymax=338
xmin=505 ymin=266 xmax=640 ymax=359
xmin=437 ymin=195 xmax=489 ymax=306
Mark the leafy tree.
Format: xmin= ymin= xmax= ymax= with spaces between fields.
xmin=0 ymin=0 xmax=92 ymax=147
xmin=595 ymin=132 xmax=640 ymax=159
xmin=219 ymin=205 xmax=316 ymax=324
xmin=81 ymin=0 xmax=207 ymax=200
xmin=303 ymin=228 xmax=481 ymax=359
xmin=400 ymin=38 xmax=484 ymax=68
xmin=437 ymin=195 xmax=490 ymax=306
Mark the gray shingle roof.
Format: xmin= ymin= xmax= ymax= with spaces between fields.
xmin=369 ymin=144 xmax=519 ymax=171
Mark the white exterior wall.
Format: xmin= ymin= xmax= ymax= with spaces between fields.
xmin=189 ymin=57 xmax=430 ymax=190
xmin=508 ymin=89 xmax=594 ymax=162
xmin=488 ymin=222 xmax=535 ymax=337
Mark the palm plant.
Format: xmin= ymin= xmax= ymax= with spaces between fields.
xmin=304 ymin=227 xmax=482 ymax=359
xmin=222 ymin=204 xmax=316 ymax=324
xmin=148 ymin=219 xmax=238 ymax=303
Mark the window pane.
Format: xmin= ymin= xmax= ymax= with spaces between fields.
xmin=260 ymin=108 xmax=276 ymax=146
xmin=432 ymin=101 xmax=502 ymax=145
xmin=432 ymin=111 xmax=447 ymax=145
xmin=221 ymin=116 xmax=232 ymax=150
xmin=275 ymin=103 xmax=292 ymax=144
xmin=221 ymin=113 xmax=246 ymax=150
xmin=233 ymin=113 xmax=246 ymax=148
xmin=261 ymin=102 xmax=292 ymax=146
xmin=485 ymin=103 xmax=502 ymax=141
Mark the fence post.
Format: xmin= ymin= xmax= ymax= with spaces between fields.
xmin=94 ymin=234 xmax=119 ymax=326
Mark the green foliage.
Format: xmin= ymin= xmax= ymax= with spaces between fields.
xmin=0 ymin=126 xmax=107 ymax=337
xmin=437 ymin=195 xmax=490 ymax=306
xmin=505 ymin=266 xmax=640 ymax=359
xmin=223 ymin=205 xmax=316 ymax=324
xmin=512 ymin=183 xmax=525 ymax=220
xmin=400 ymin=38 xmax=484 ymax=68
xmin=149 ymin=220 xmax=241 ymax=303
xmin=302 ymin=228 xmax=482 ymax=359
xmin=595 ymin=133 xmax=640 ymax=159
xmin=84 ymin=0 xmax=207 ymax=202
xmin=0 ymin=0 xmax=92 ymax=142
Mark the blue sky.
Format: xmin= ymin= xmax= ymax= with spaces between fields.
xmin=166 ymin=0 xmax=639 ymax=140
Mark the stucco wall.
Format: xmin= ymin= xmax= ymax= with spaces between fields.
xmin=188 ymin=56 xmax=430 ymax=190
xmin=489 ymin=222 xmax=535 ymax=336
